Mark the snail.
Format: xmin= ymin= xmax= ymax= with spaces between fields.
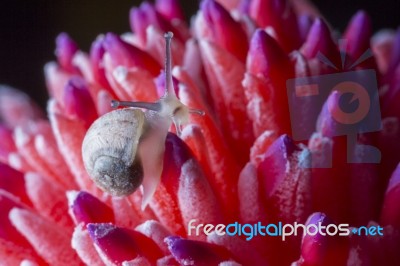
xmin=82 ymin=32 xmax=204 ymax=209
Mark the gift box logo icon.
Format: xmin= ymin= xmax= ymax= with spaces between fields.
xmin=286 ymin=40 xmax=382 ymax=167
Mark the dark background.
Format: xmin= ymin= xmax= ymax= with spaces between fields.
xmin=0 ymin=0 xmax=399 ymax=109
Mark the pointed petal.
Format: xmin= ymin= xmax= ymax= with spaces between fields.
xmin=0 ymin=86 xmax=44 ymax=129
xmin=165 ymin=236 xmax=233 ymax=266
xmin=25 ymin=172 xmax=74 ymax=229
xmin=297 ymin=212 xmax=350 ymax=266
xmin=300 ymin=18 xmax=337 ymax=60
xmin=55 ymin=33 xmax=79 ymax=73
xmin=199 ymin=40 xmax=254 ymax=165
xmin=48 ymin=100 xmax=103 ymax=196
xmin=87 ymin=223 xmax=163 ymax=264
xmin=178 ymin=159 xmax=224 ymax=240
xmin=63 ymin=77 xmax=97 ymax=129
xmin=343 ymin=11 xmax=372 ymax=60
xmin=71 ymin=224 xmax=103 ymax=266
xmin=135 ymin=220 xmax=171 ymax=254
xmin=155 ymin=0 xmax=184 ymax=21
xmin=9 ymin=208 xmax=82 ymax=265
xmin=67 ymin=191 xmax=114 ymax=226
xmin=199 ymin=0 xmax=248 ymax=62
xmin=103 ymin=32 xmax=161 ymax=76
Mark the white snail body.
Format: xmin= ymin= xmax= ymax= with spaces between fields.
xmin=81 ymin=32 xmax=204 ymax=209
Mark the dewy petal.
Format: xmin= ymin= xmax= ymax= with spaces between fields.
xmin=112 ymin=66 xmax=158 ymax=102
xmin=145 ymin=26 xmax=184 ymax=68
xmin=0 ymin=238 xmax=44 ymax=266
xmin=238 ymin=163 xmax=267 ymax=224
xmin=155 ymin=0 xmax=185 ymax=21
xmin=0 ymin=190 xmax=31 ymax=247
xmin=165 ymin=236 xmax=234 ymax=266
xmin=103 ymin=32 xmax=161 ymax=76
xmin=25 ymin=172 xmax=74 ymax=230
xmin=14 ymin=121 xmax=64 ymax=183
xmin=147 ymin=133 xmax=192 ymax=236
xmin=9 ymin=208 xmax=82 ymax=265
xmin=89 ymin=36 xmax=114 ymax=93
xmin=175 ymin=68 xmax=241 ymax=221
xmin=207 ymin=231 xmax=266 ymax=265
xmin=296 ymin=212 xmax=350 ymax=266
xmin=371 ymin=29 xmax=397 ymax=75
xmin=181 ymin=124 xmax=213 ymax=182
xmin=0 ymin=163 xmax=31 ymax=206
xmin=247 ymin=29 xmax=292 ymax=81
xmin=256 ymin=134 xmax=311 ymax=265
xmin=177 ymin=159 xmax=224 ymax=240
xmin=199 ymin=0 xmax=248 ymax=62
xmin=63 ymin=77 xmax=98 ymax=129
xmin=87 ymin=223 xmax=163 ymax=265
xmin=55 ymin=32 xmax=79 ymax=73
xmin=249 ymin=0 xmax=301 ymax=51
xmin=135 ymin=220 xmax=171 ymax=254
xmin=300 ymin=18 xmax=337 ymax=60
xmin=0 ymin=125 xmax=17 ymax=163
xmin=343 ymin=11 xmax=372 ymax=61
xmin=0 ymin=86 xmax=44 ymax=129
xmin=71 ymin=223 xmax=103 ymax=266
xmin=381 ymin=163 xmax=400 ymax=228
xmin=67 ymin=190 xmax=114 ymax=226
xmin=199 ymin=40 xmax=254 ymax=165
xmin=48 ymin=100 xmax=103 ymax=197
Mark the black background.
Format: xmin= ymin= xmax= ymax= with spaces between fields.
xmin=0 ymin=0 xmax=399 ymax=109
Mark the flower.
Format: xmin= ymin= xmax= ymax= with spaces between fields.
xmin=1 ymin=0 xmax=400 ymax=265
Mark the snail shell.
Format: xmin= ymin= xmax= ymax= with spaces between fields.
xmin=82 ymin=108 xmax=146 ymax=196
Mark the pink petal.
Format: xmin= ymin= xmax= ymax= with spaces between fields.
xmin=48 ymin=100 xmax=103 ymax=196
xmin=155 ymin=0 xmax=185 ymax=21
xmin=113 ymin=195 xmax=157 ymax=229
xmin=165 ymin=236 xmax=234 ymax=266
xmin=175 ymin=70 xmax=241 ymax=221
xmin=0 ymin=238 xmax=43 ymax=265
xmin=207 ymin=231 xmax=265 ymax=265
xmin=9 ymin=208 xmax=83 ymax=265
xmin=25 ymin=172 xmax=74 ymax=230
xmin=0 ymin=86 xmax=44 ymax=129
xmin=112 ymin=66 xmax=158 ymax=102
xmin=343 ymin=11 xmax=372 ymax=61
xmin=178 ymin=159 xmax=224 ymax=240
xmin=381 ymin=164 xmax=400 ymax=228
xmin=0 ymin=163 xmax=31 ymax=205
xmin=87 ymin=223 xmax=163 ymax=265
xmin=67 ymin=190 xmax=114 ymax=226
xmin=135 ymin=220 xmax=171 ymax=254
xmin=63 ymin=77 xmax=98 ymax=129
xmin=0 ymin=125 xmax=17 ymax=163
xmin=249 ymin=0 xmax=301 ymax=51
xmin=71 ymin=224 xmax=103 ymax=266
xmin=14 ymin=121 xmax=63 ymax=183
xmin=0 ymin=190 xmax=31 ymax=247
xmin=199 ymin=0 xmax=249 ymax=62
xmin=238 ymin=163 xmax=266 ymax=223
xmin=296 ymin=212 xmax=350 ymax=266
xmin=301 ymin=18 xmax=337 ymax=58
xmin=55 ymin=33 xmax=79 ymax=73
xmin=199 ymin=39 xmax=254 ymax=165
xmin=145 ymin=26 xmax=184 ymax=67
xmin=103 ymin=32 xmax=161 ymax=76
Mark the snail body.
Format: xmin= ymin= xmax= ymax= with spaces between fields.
xmin=81 ymin=32 xmax=203 ymax=209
